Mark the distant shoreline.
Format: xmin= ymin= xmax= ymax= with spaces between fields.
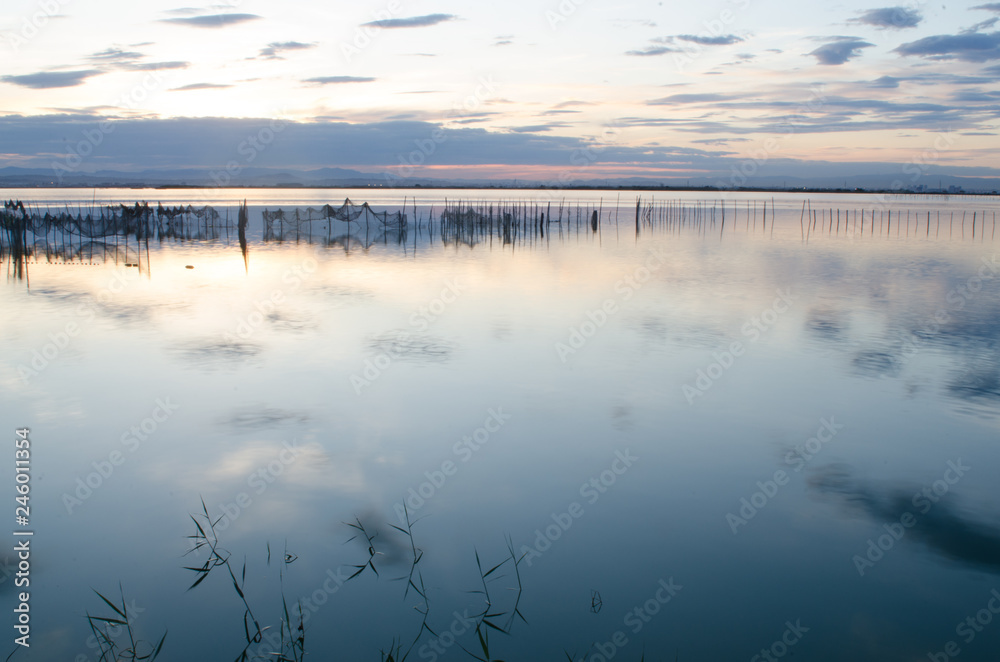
xmin=1 ymin=184 xmax=997 ymax=196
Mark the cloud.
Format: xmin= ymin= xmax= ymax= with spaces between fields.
xmin=627 ymin=33 xmax=741 ymax=56
xmin=963 ymin=17 xmax=1000 ymax=33
xmin=257 ymin=41 xmax=315 ymax=60
xmin=870 ymin=75 xmax=901 ymax=88
xmin=0 ymin=114 xmax=998 ymax=185
xmin=625 ymin=46 xmax=680 ymax=56
xmin=621 ymin=85 xmax=997 ymax=136
xmin=129 ymin=61 xmax=190 ymax=71
xmin=170 ymin=83 xmax=233 ymax=91
xmin=507 ymin=123 xmax=570 ymax=133
xmin=1 ymin=70 xmax=102 ymax=89
xmin=972 ymin=3 xmax=1000 ymax=12
xmin=692 ymin=138 xmax=751 ymax=145
xmin=360 ymin=13 xmax=456 ymax=29
xmin=647 ymin=93 xmax=737 ymax=104
xmin=161 ymin=13 xmax=261 ymax=28
xmin=809 ymin=37 xmax=875 ymax=64
xmin=304 ymin=76 xmax=376 ymax=84
xmin=953 ymin=89 xmax=1000 ymax=101
xmin=89 ymin=47 xmax=145 ymax=64
xmin=849 ymin=6 xmax=922 ymax=29
xmin=87 ymin=47 xmax=190 ymax=72
xmin=676 ymin=34 xmax=743 ymax=46
xmin=894 ymin=31 xmax=1000 ymax=62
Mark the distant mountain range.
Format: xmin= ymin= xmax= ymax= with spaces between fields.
xmin=1 ymin=166 xmax=997 ymax=193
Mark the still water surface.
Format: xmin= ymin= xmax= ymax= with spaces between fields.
xmin=1 ymin=188 xmax=999 ymax=661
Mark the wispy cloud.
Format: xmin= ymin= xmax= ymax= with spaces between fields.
xmin=304 ymin=76 xmax=377 ymax=84
xmin=257 ymin=41 xmax=315 ymax=60
xmin=895 ymin=31 xmax=1000 ymax=61
xmin=692 ymin=138 xmax=751 ymax=145
xmin=809 ymin=37 xmax=875 ymax=65
xmin=171 ymin=83 xmax=233 ymax=91
xmin=89 ymin=47 xmax=145 ymax=64
xmin=972 ymin=3 xmax=1000 ymax=13
xmin=162 ymin=7 xmax=203 ymax=16
xmin=648 ymin=93 xmax=737 ymax=104
xmin=1 ymin=70 xmax=102 ymax=89
xmin=87 ymin=47 xmax=190 ymax=72
xmin=161 ymin=13 xmax=261 ymax=28
xmin=360 ymin=13 xmax=456 ymax=29
xmin=963 ymin=17 xmax=1000 ymax=33
xmin=627 ymin=33 xmax=742 ymax=56
xmin=626 ymin=46 xmax=680 ymax=56
xmin=129 ymin=61 xmax=190 ymax=71
xmin=507 ymin=123 xmax=571 ymax=133
xmin=676 ymin=34 xmax=743 ymax=46
xmin=849 ymin=6 xmax=922 ymax=29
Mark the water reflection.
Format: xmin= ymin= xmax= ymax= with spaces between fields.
xmin=809 ymin=463 xmax=1000 ymax=574
xmin=221 ymin=406 xmax=311 ymax=431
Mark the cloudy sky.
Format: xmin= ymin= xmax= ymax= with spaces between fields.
xmin=1 ymin=0 xmax=999 ymax=182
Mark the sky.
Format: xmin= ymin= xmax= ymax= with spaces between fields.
xmin=1 ymin=0 xmax=999 ymax=184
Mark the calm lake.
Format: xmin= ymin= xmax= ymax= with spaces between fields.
xmin=2 ymin=188 xmax=999 ymax=662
